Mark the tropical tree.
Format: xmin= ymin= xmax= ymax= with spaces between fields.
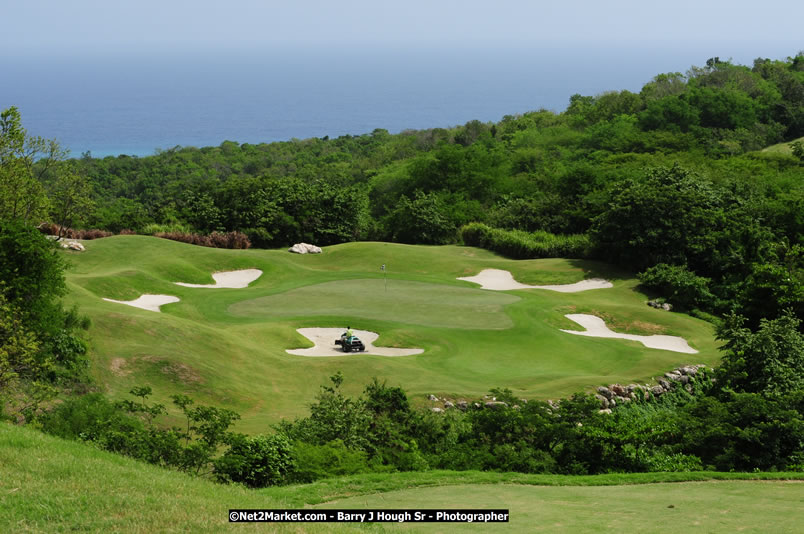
xmin=0 ymin=107 xmax=65 ymax=223
xmin=715 ymin=311 xmax=804 ymax=397
xmin=47 ymin=164 xmax=94 ymax=238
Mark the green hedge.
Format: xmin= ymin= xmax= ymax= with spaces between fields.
xmin=460 ymin=223 xmax=593 ymax=259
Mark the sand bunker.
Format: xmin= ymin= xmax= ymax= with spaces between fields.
xmin=560 ymin=314 xmax=698 ymax=353
xmin=174 ymin=269 xmax=262 ymax=289
xmin=458 ymin=269 xmax=612 ymax=292
xmin=102 ymin=295 xmax=180 ymax=312
xmin=287 ymin=328 xmax=424 ymax=357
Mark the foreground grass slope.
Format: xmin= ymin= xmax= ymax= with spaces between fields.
xmin=64 ymin=236 xmax=718 ymax=431
xmin=2 ymin=425 xmax=802 ymax=533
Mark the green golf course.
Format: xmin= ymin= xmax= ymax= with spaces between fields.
xmin=63 ymin=235 xmax=718 ymax=432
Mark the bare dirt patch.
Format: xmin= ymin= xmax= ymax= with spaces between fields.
xmin=109 ymin=358 xmax=130 ymax=377
xmin=160 ymin=362 xmax=204 ymax=385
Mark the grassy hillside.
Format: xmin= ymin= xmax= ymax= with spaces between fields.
xmin=762 ymin=135 xmax=804 ymax=155
xmin=63 ymin=236 xmax=718 ymax=432
xmin=2 ymin=424 xmax=802 ymax=533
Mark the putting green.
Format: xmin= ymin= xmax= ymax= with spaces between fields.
xmin=62 ymin=236 xmax=720 ymax=431
xmin=229 ymin=279 xmax=520 ymax=329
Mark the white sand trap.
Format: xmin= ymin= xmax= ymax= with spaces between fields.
xmin=174 ymin=269 xmax=262 ymax=289
xmin=287 ymin=328 xmax=424 ymax=357
xmin=560 ymin=314 xmax=698 ymax=353
xmin=102 ymin=295 xmax=180 ymax=313
xmin=458 ymin=269 xmax=612 ymax=292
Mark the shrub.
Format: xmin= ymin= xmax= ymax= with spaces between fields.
xmin=40 ymin=393 xmax=143 ymax=442
xmin=637 ymin=263 xmax=714 ymax=310
xmin=460 ymin=222 xmax=592 ymax=259
xmin=215 ymin=433 xmax=295 ymax=487
xmin=153 ymin=231 xmax=251 ymax=249
xmin=141 ymin=222 xmax=193 ymax=235
xmin=384 ymin=191 xmax=457 ymax=245
xmin=35 ymin=223 xmax=112 ymax=240
xmin=287 ymin=440 xmax=371 ymax=483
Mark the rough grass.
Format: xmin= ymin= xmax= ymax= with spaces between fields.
xmin=3 ymin=424 xmax=802 ymax=533
xmin=761 ymin=135 xmax=804 ymax=155
xmin=63 ymin=236 xmax=719 ymax=432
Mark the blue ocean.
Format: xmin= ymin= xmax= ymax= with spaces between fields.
xmin=0 ymin=44 xmax=785 ymax=158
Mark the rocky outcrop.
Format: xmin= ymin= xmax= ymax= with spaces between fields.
xmin=288 ymin=243 xmax=322 ymax=254
xmin=595 ymin=364 xmax=709 ymax=411
xmin=647 ymin=299 xmax=673 ymax=311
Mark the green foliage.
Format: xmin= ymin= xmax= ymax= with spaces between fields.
xmin=584 ymin=114 xmax=645 ymax=152
xmin=0 ymin=219 xmax=91 ymax=420
xmin=591 ymin=165 xmax=723 ymax=271
xmin=40 ymin=392 xmax=144 ymax=442
xmin=460 ymin=222 xmax=592 ymax=259
xmin=0 ymin=292 xmax=44 ymax=420
xmin=639 ymin=95 xmax=700 ymax=132
xmin=279 ymin=372 xmax=373 ymax=452
xmin=384 ymin=191 xmax=457 ymax=244
xmin=46 ymin=165 xmax=94 ymax=239
xmin=641 ymin=451 xmax=703 ymax=472
xmin=42 ymin=387 xmax=243 ymax=475
xmin=214 ymin=433 xmax=295 ymax=487
xmin=638 ymin=263 xmax=714 ymax=310
xmin=0 ymin=219 xmax=66 ymax=333
xmin=688 ymin=85 xmax=758 ymax=130
xmin=791 ymin=140 xmax=804 ymax=161
xmin=738 ymin=244 xmax=804 ymax=324
xmin=715 ymin=312 xmax=804 ymax=397
xmin=287 ymin=440 xmax=371 ymax=483
xmin=364 ymin=378 xmax=411 ymax=418
xmin=678 ymin=391 xmax=804 ymax=471
xmin=0 ymin=107 xmax=55 ymax=224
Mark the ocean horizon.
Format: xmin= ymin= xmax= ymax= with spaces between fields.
xmin=2 ymin=43 xmax=795 ymax=158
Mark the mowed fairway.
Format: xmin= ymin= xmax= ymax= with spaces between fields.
xmin=63 ymin=236 xmax=719 ymax=431
xmin=315 ymin=481 xmax=804 ymax=533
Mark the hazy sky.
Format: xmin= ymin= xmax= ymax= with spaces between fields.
xmin=3 ymin=0 xmax=802 ymax=57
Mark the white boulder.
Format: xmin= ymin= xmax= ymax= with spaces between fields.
xmin=61 ymin=241 xmax=85 ymax=251
xmin=288 ymin=243 xmax=322 ymax=254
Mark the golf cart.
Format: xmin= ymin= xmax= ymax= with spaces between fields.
xmin=335 ymin=332 xmax=366 ymax=353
